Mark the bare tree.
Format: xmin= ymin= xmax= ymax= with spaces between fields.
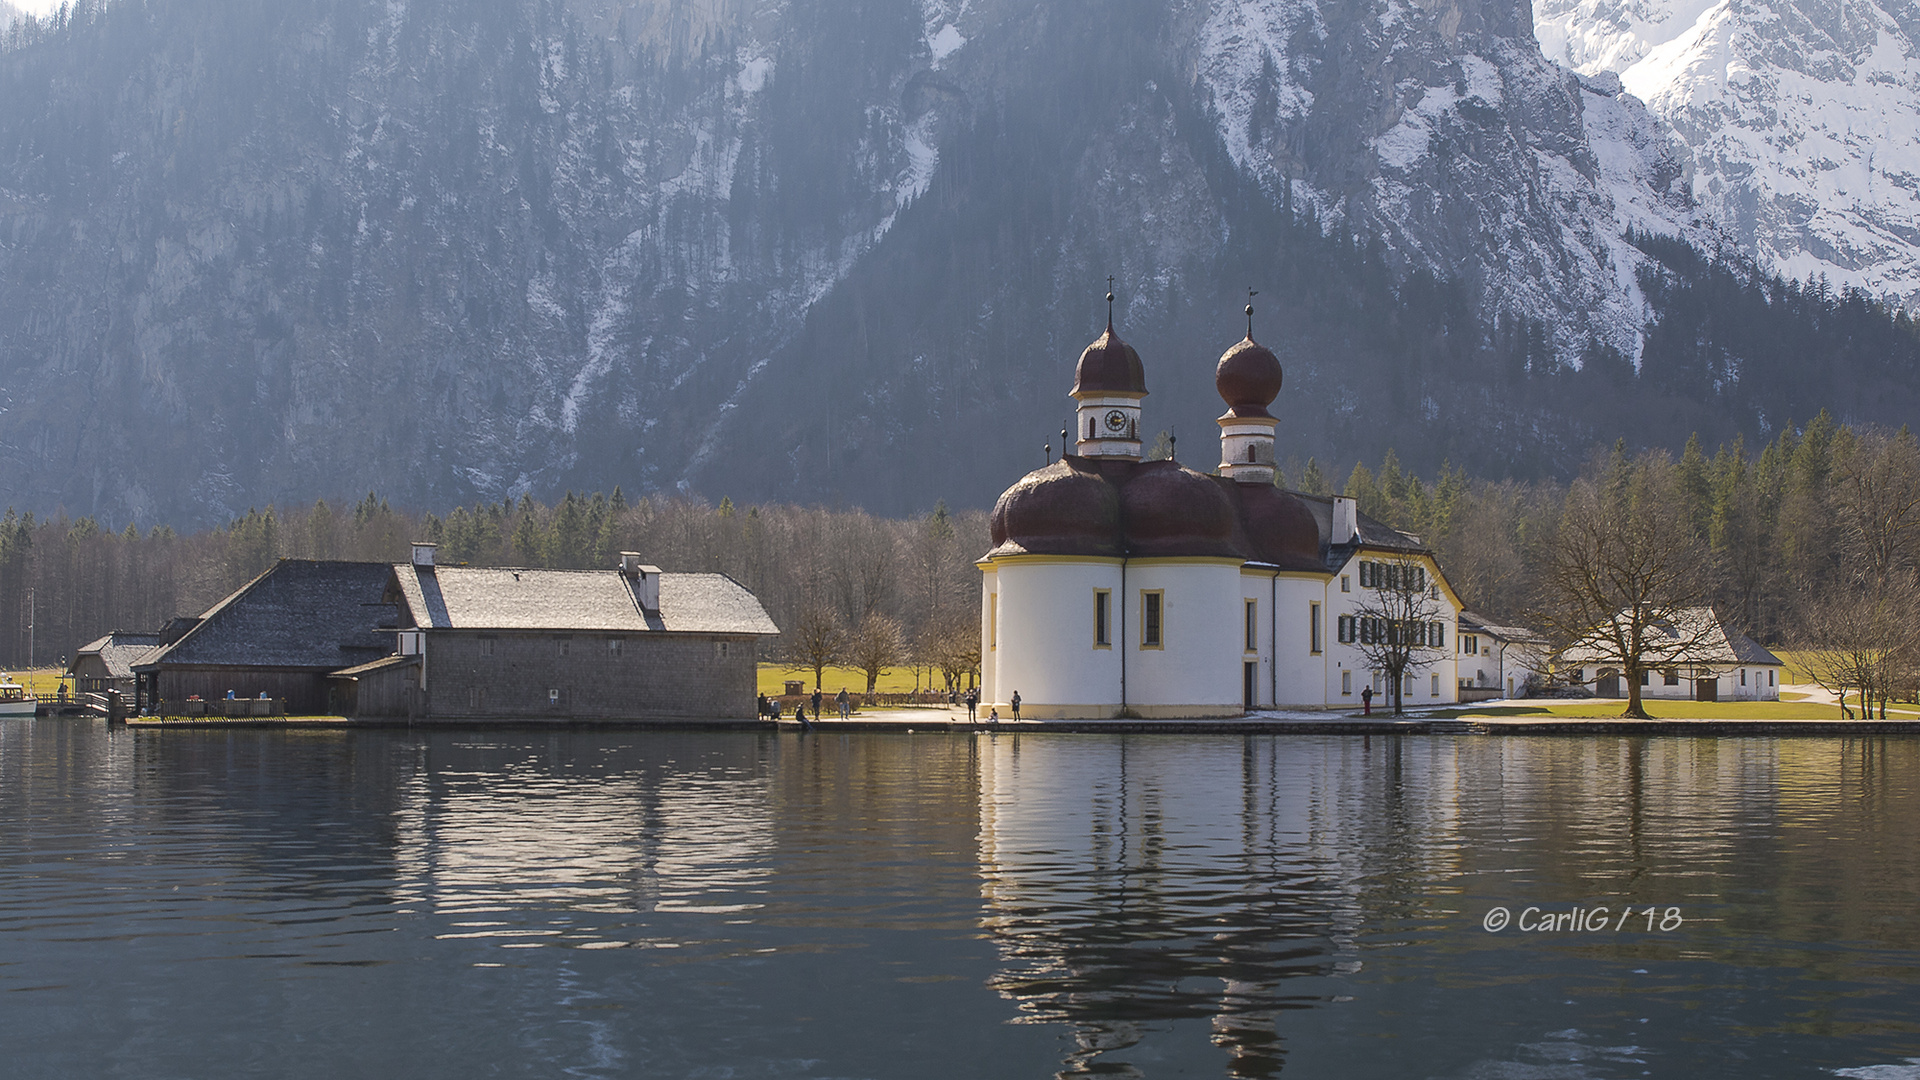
xmin=783 ymin=598 xmax=847 ymax=692
xmin=846 ymin=612 xmax=905 ymax=694
xmin=1347 ymin=554 xmax=1449 ymax=715
xmin=1832 ymin=427 xmax=1920 ymax=581
xmin=917 ymin=608 xmax=981 ymax=694
xmin=1531 ymin=449 xmax=1719 ymax=719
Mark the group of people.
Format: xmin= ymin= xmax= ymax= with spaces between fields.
xmin=755 ymin=685 xmax=1021 ymax=725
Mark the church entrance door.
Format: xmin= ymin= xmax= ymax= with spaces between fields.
xmin=1243 ymin=662 xmax=1257 ymax=711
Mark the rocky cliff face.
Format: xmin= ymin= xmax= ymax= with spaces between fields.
xmin=0 ymin=0 xmax=1908 ymax=524
xmin=1537 ymin=0 xmax=1920 ymax=307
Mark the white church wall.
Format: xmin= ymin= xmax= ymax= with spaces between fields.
xmin=1264 ymin=574 xmax=1333 ymax=709
xmin=1123 ymin=559 xmax=1244 ymax=715
xmin=988 ymin=558 xmax=1124 ymax=717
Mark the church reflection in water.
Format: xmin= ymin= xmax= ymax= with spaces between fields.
xmin=973 ymin=734 xmax=1464 ymax=1078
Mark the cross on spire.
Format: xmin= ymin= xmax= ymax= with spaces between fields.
xmin=1106 ymin=276 xmax=1116 ymax=328
xmin=1246 ymin=286 xmax=1259 ymax=339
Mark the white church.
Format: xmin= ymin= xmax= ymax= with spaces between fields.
xmin=978 ymin=304 xmax=1464 ymax=717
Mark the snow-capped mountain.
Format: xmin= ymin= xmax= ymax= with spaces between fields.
xmin=1537 ymin=0 xmax=1920 ymax=307
xmin=1196 ymin=0 xmax=1715 ymax=361
xmin=0 ymin=0 xmax=1914 ymax=526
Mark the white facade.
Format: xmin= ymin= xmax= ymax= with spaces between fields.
xmin=1455 ymin=618 xmax=1548 ymax=699
xmin=980 ymin=316 xmax=1465 ymax=718
xmin=1557 ymin=608 xmax=1783 ymax=703
xmin=981 ymin=547 xmax=1463 ymax=717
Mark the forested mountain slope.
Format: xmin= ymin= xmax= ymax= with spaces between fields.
xmin=1 ymin=0 xmax=1916 ymax=526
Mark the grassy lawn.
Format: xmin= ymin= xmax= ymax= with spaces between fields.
xmin=1 ymin=667 xmax=69 ymax=697
xmin=756 ymin=663 xmax=952 ymax=696
xmin=1771 ymin=649 xmax=1818 ymax=685
xmin=1426 ymin=698 xmax=1870 ymax=721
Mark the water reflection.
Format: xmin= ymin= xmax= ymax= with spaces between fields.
xmin=976 ymin=736 xmax=1446 ymax=1077
xmin=2 ymin=723 xmax=1918 ymax=1079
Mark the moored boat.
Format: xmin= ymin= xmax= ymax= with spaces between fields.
xmin=0 ymin=679 xmax=38 ymax=717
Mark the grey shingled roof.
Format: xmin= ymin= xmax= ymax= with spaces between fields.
xmin=389 ymin=566 xmax=779 ymax=635
xmin=140 ymin=560 xmax=398 ymax=670
xmin=72 ymin=631 xmax=162 ymax=679
xmin=1727 ymin=631 xmax=1783 ymax=667
xmin=1458 ymin=611 xmax=1547 ymax=645
xmin=1289 ymin=492 xmax=1426 ymax=564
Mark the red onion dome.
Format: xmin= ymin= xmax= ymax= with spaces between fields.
xmin=1118 ymin=460 xmax=1242 ymax=558
xmin=1071 ymin=323 xmax=1148 ymax=397
xmin=1215 ymin=336 xmax=1283 ymax=419
xmin=1235 ymin=484 xmax=1325 ymax=571
xmin=989 ymin=458 xmax=1124 ymax=558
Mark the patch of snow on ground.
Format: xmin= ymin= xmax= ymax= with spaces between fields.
xmin=929 ymin=24 xmax=966 ymax=64
xmin=1199 ymin=0 xmax=1318 ymax=182
xmin=735 ymin=55 xmax=773 ymax=95
xmin=1548 ymin=0 xmax=1920 ymax=307
xmin=1834 ymin=1059 xmax=1920 ymax=1079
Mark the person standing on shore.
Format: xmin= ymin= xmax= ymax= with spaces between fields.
xmin=965 ymin=687 xmax=978 ymax=722
xmin=1361 ymin=685 xmax=1373 ymax=716
xmin=836 ymin=688 xmax=850 ymax=720
xmin=811 ymin=688 xmax=822 ymax=722
xmin=1010 ymin=690 xmax=1021 ymax=721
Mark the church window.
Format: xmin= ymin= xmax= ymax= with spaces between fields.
xmin=1310 ymin=602 xmax=1322 ymax=654
xmin=1741 ymin=669 xmax=1747 ymax=686
xmin=1094 ymin=590 xmax=1112 ymax=648
xmin=1141 ymin=591 xmax=1163 ymax=648
xmin=1358 ymin=562 xmax=1373 ymax=588
xmin=1338 ymin=615 xmax=1354 ymax=644
xmin=608 ymin=638 xmax=623 ymax=657
xmin=1431 ymin=673 xmax=1440 ymax=696
xmin=1664 ymin=668 xmax=1680 ymax=686
xmin=1770 ymin=670 xmax=1775 ymax=686
xmin=1342 ymin=670 xmax=1352 ymax=695
xmin=1640 ymin=670 xmax=1649 ymax=686
xmin=1341 ymin=575 xmax=1351 ymax=593
xmin=1245 ymin=600 xmax=1258 ymax=652
xmin=556 ymin=637 xmax=571 ymax=657
xmin=1430 ymin=621 xmax=1444 ymax=648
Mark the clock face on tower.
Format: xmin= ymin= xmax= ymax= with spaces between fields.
xmin=1103 ymin=409 xmax=1128 ymax=433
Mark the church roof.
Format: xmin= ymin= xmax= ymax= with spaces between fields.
xmin=1070 ymin=323 xmax=1147 ymax=397
xmin=1290 ymin=493 xmax=1429 ymax=562
xmin=987 ymin=455 xmax=1324 ymax=570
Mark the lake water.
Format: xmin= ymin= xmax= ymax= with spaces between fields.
xmin=3 ymin=721 xmax=1918 ymax=1079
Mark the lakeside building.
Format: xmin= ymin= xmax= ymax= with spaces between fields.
xmin=131 ymin=561 xmax=398 ymax=713
xmin=67 ymin=630 xmax=163 ymax=696
xmin=977 ymin=307 xmax=1463 ymax=717
xmin=1455 ymin=612 xmax=1548 ymax=700
xmin=1559 ymin=607 xmax=1784 ymax=702
xmin=131 ymin=550 xmax=777 ymax=719
xmin=343 ymin=545 xmax=778 ymax=721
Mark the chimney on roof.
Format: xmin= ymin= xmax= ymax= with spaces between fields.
xmin=1332 ymin=496 xmax=1360 ymax=545
xmin=411 ymin=541 xmax=437 ymax=569
xmin=620 ymin=553 xmax=663 ymax=613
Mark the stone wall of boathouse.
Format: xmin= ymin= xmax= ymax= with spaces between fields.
xmin=360 ymin=630 xmax=761 ymax=721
